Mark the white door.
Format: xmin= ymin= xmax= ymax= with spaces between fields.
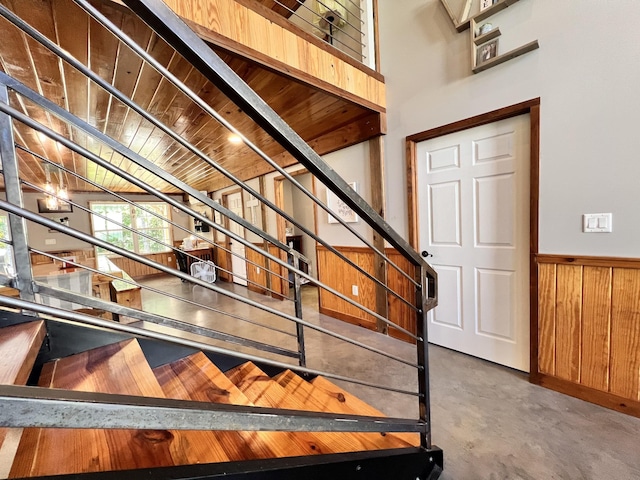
xmin=417 ymin=115 xmax=530 ymax=372
xmin=226 ymin=192 xmax=248 ymax=286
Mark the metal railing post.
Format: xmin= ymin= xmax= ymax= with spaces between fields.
xmin=0 ymin=84 xmax=34 ymax=302
xmin=416 ymin=264 xmax=436 ymax=449
xmin=291 ymin=251 xmax=306 ymax=367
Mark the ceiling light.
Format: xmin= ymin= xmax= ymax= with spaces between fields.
xmin=228 ymin=134 xmax=243 ymax=144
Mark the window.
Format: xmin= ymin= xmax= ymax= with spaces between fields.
xmin=89 ymin=202 xmax=173 ymax=256
xmin=0 ymin=214 xmax=14 ymax=276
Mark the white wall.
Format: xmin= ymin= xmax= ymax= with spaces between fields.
xmin=377 ymin=0 xmax=640 ymax=257
xmin=314 ymin=142 xmax=373 ymax=246
xmin=289 ymin=173 xmax=318 ymax=277
xmin=216 ymin=143 xmax=373 ymax=254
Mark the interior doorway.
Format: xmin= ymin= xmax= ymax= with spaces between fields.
xmin=222 ymin=189 xmax=248 ymax=286
xmin=416 ymin=114 xmax=530 ymax=371
xmin=406 ymin=99 xmax=540 ymax=374
xmin=273 ymin=169 xmax=318 ymax=303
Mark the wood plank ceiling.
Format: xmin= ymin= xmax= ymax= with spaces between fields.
xmin=0 ymin=0 xmax=378 ymax=194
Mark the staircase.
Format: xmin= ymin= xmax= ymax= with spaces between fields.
xmin=0 ymin=0 xmax=441 ymax=478
xmin=1 ymin=321 xmax=437 ymax=478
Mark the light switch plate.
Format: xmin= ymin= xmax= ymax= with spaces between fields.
xmin=583 ymin=213 xmax=612 ymax=233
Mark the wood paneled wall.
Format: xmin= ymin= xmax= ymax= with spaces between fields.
xmin=535 ymin=255 xmax=640 ymax=417
xmin=162 ymin=0 xmax=386 ymax=111
xmin=316 ymin=246 xmax=418 ymax=338
xmin=107 ymin=252 xmax=176 ymax=277
xmin=267 ymin=243 xmax=285 ymax=300
xmin=386 ymin=251 xmax=418 ymax=343
xmin=245 ymin=243 xmax=268 ymax=295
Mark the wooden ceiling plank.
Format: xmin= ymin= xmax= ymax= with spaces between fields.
xmin=0 ymin=0 xmax=379 ymax=195
xmin=53 ymin=0 xmax=91 ymax=187
xmin=87 ymin=2 xmax=122 ymax=190
xmin=103 ymin=10 xmax=153 ymax=176
xmin=118 ymin=33 xmax=174 ymax=152
xmin=6 ymin=0 xmax=73 ymax=185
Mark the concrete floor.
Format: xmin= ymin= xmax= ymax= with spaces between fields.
xmin=138 ymin=276 xmax=640 ymax=479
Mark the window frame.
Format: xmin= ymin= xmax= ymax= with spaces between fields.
xmin=89 ymin=201 xmax=173 ymax=257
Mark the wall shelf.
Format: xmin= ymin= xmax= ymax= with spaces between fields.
xmin=454 ymin=0 xmax=520 ymax=32
xmin=473 ymin=27 xmax=501 ymax=46
xmin=473 ymin=40 xmax=539 ymax=73
xmin=440 ymin=0 xmax=538 ymax=74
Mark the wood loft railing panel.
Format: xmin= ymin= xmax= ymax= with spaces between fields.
xmin=534 ymin=255 xmax=640 ymax=418
xmin=161 ymin=0 xmax=386 ymax=111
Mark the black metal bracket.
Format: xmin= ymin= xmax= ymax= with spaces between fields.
xmin=18 ymin=447 xmax=443 ymax=480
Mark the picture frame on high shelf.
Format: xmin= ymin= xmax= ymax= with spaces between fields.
xmin=477 ymin=38 xmax=499 ymax=65
xmin=480 ymin=0 xmax=493 ymax=11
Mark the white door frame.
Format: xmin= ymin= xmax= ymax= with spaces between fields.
xmin=406 ymin=99 xmax=541 ymax=379
xmin=222 ymin=188 xmax=247 ymax=286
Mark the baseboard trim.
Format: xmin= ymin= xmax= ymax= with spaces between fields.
xmin=533 ymin=373 xmax=640 ymax=418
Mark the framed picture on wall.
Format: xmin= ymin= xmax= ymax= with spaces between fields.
xmin=327 ymin=182 xmax=358 ymax=224
xmin=37 ymin=198 xmax=73 ymax=214
xmin=477 ymin=38 xmax=499 ymax=64
xmin=480 ymin=0 xmax=493 ymax=11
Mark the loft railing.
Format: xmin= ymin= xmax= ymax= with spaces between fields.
xmin=275 ymin=0 xmax=373 ymax=66
xmin=0 ymin=0 xmax=437 ymax=473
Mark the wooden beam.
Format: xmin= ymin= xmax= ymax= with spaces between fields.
xmin=369 ymin=136 xmax=388 ymax=333
xmin=372 ymin=0 xmax=381 ymax=72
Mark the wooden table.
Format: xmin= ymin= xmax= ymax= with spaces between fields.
xmin=98 ymin=257 xmax=142 ymax=323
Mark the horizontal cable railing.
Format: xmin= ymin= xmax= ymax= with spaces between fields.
xmin=68 ymin=0 xmax=421 ymax=293
xmin=0 ymin=0 xmax=437 ymax=457
xmin=0 ymin=296 xmax=419 ymax=398
xmin=1 ymin=95 xmax=419 ymax=341
xmin=274 ymin=0 xmax=367 ymax=61
xmin=0 ymin=197 xmax=420 ymax=371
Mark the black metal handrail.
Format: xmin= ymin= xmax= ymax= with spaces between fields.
xmin=0 ymin=0 xmax=438 ymax=456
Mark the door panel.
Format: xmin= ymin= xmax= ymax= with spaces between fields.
xmin=430 ymin=265 xmax=462 ymax=330
xmin=475 ymin=268 xmax=515 ymax=340
xmin=226 ymin=192 xmax=248 ymax=286
xmin=429 ymin=181 xmax=461 ymax=246
xmin=418 ymin=114 xmax=530 ymax=372
xmin=475 ymin=173 xmax=515 ymax=247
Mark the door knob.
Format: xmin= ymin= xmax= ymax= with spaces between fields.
xmin=421 ymin=250 xmax=433 ymax=258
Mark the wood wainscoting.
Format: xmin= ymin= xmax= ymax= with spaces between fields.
xmin=316 ymin=246 xmax=418 ymax=341
xmin=533 ymin=254 xmax=640 ymax=417
xmin=245 ymin=243 xmax=269 ymax=295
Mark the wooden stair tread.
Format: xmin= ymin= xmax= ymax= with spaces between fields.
xmin=154 ymin=352 xmax=319 ymax=459
xmin=227 ymin=362 xmax=387 ymax=455
xmin=274 ymin=370 xmax=414 ymax=450
xmin=0 ymin=321 xmax=46 ymax=386
xmin=9 ymin=339 xmax=196 ymax=478
xmin=154 ymin=352 xmax=300 ymax=461
xmin=311 ymin=375 xmax=420 ymax=446
xmin=0 ymin=321 xmax=46 ymax=455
